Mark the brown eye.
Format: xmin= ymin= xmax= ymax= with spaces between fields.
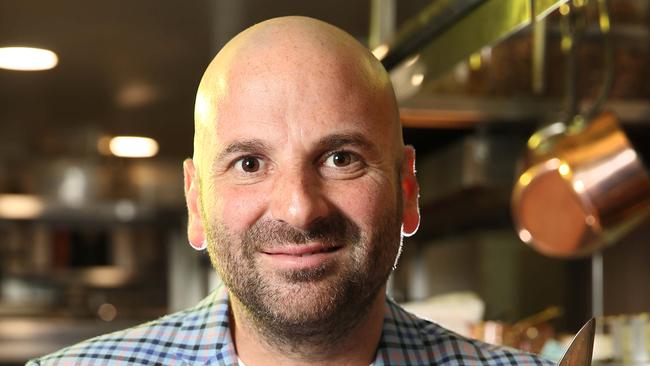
xmin=325 ymin=151 xmax=357 ymax=168
xmin=332 ymin=152 xmax=351 ymax=167
xmin=236 ymin=156 xmax=263 ymax=173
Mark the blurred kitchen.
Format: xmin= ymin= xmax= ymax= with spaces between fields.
xmin=1 ymin=0 xmax=650 ymax=364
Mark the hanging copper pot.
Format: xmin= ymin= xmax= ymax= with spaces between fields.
xmin=511 ymin=112 xmax=650 ymax=257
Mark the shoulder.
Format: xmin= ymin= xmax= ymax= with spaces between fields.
xmin=29 ymin=288 xmax=230 ymax=366
xmin=379 ymin=299 xmax=555 ymax=366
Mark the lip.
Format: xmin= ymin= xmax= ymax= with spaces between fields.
xmin=262 ymin=243 xmax=340 ymax=256
xmin=261 ymin=243 xmax=343 ymax=270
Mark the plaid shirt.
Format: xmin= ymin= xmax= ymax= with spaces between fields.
xmin=29 ymin=283 xmax=553 ymax=365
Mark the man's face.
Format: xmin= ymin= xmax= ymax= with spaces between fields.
xmin=186 ymin=51 xmax=418 ymax=340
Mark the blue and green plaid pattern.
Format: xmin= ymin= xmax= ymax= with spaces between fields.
xmin=29 ymin=283 xmax=553 ymax=365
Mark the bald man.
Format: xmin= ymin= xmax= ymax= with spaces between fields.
xmin=31 ymin=17 xmax=553 ymax=366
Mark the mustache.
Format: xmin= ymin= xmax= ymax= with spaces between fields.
xmin=242 ymin=212 xmax=361 ymax=250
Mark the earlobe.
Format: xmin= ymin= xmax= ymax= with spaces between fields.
xmin=400 ymin=146 xmax=420 ymax=237
xmin=183 ymin=159 xmax=207 ymax=250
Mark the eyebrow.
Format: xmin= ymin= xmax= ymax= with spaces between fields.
xmin=214 ymin=132 xmax=379 ymax=163
xmin=216 ymin=139 xmax=272 ymax=161
xmin=315 ymin=132 xmax=379 ymax=155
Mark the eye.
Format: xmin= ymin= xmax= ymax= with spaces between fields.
xmin=324 ymin=151 xmax=357 ymax=168
xmin=234 ymin=156 xmax=264 ymax=173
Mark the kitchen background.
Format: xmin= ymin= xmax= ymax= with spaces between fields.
xmin=1 ymin=0 xmax=649 ymax=364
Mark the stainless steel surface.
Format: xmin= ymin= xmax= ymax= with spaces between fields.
xmin=415 ymin=0 xmax=566 ymax=80
xmin=414 ymin=133 xmax=528 ymax=237
xmin=558 ymin=318 xmax=596 ymax=366
xmin=377 ymin=0 xmax=484 ymax=70
xmin=379 ymin=0 xmax=568 ymax=74
xmin=389 ymin=0 xmax=650 ymax=130
xmin=512 ymin=112 xmax=650 ymax=257
xmin=592 ymin=252 xmax=604 ymax=328
xmin=1 ymin=158 xmax=184 ymax=221
xmin=531 ymin=11 xmax=547 ymax=95
xmin=399 ymin=96 xmax=650 ymax=128
xmin=418 ymin=134 xmax=524 ymax=203
xmin=369 ymin=0 xmax=396 ymax=48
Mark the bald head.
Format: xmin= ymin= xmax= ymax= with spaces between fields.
xmin=184 ymin=20 xmax=421 ymax=344
xmin=193 ymin=16 xmax=401 ymax=169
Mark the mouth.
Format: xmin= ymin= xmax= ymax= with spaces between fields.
xmin=295 ymin=247 xmax=339 ymax=256
xmin=262 ymin=243 xmax=342 ymax=257
xmin=260 ymin=244 xmax=343 ymax=269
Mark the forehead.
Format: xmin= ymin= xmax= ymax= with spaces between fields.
xmin=212 ymin=51 xmax=397 ymax=149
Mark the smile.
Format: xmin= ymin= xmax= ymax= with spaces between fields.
xmin=262 ymin=243 xmax=342 ymax=256
xmin=260 ymin=244 xmax=343 ymax=269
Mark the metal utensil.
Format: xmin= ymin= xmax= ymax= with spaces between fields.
xmin=558 ymin=318 xmax=596 ymax=366
xmin=512 ymin=112 xmax=650 ymax=257
xmin=511 ymin=2 xmax=650 ymax=258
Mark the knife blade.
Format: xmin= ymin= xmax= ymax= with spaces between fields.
xmin=558 ymin=318 xmax=596 ymax=366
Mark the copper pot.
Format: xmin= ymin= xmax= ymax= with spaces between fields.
xmin=512 ymin=112 xmax=650 ymax=257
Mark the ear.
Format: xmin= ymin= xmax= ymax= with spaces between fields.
xmin=400 ymin=146 xmax=420 ymax=237
xmin=184 ymin=158 xmax=206 ymax=249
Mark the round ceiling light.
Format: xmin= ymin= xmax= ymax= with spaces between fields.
xmin=0 ymin=46 xmax=58 ymax=71
xmin=108 ymin=136 xmax=159 ymax=158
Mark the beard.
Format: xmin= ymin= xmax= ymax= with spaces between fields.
xmin=204 ymin=195 xmax=404 ymax=351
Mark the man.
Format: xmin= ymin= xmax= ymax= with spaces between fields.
xmin=31 ymin=17 xmax=554 ymax=365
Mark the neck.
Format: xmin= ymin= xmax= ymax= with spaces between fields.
xmin=230 ymin=289 xmax=387 ymax=366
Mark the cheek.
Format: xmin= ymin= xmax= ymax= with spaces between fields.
xmin=328 ymin=178 xmax=398 ymax=228
xmin=208 ymin=185 xmax=268 ymax=232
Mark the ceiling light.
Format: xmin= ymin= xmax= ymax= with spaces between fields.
xmin=109 ymin=136 xmax=159 ymax=158
xmin=0 ymin=194 xmax=45 ymax=219
xmin=0 ymin=47 xmax=58 ymax=71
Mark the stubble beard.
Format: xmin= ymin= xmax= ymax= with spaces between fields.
xmin=205 ymin=202 xmax=403 ymax=354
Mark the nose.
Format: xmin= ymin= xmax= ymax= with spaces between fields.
xmin=269 ymin=167 xmax=329 ymax=230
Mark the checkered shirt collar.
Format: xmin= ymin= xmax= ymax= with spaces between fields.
xmin=196 ymin=286 xmax=428 ymax=365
